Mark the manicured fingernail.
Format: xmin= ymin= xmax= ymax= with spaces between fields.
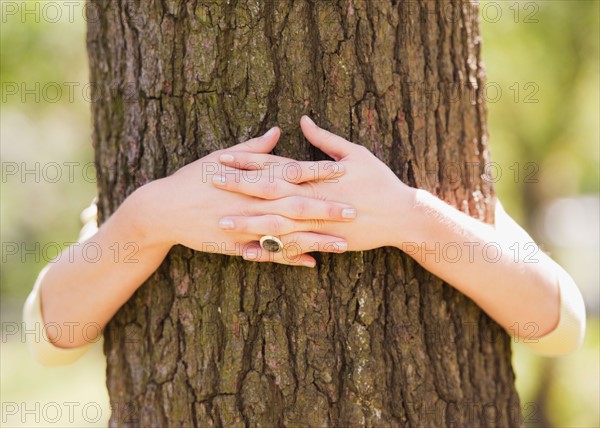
xmin=219 ymin=219 xmax=235 ymax=230
xmin=220 ymin=154 xmax=234 ymax=163
xmin=264 ymin=127 xmax=277 ymax=138
xmin=212 ymin=174 xmax=226 ymax=185
xmin=341 ymin=208 xmax=356 ymax=219
xmin=303 ymin=260 xmax=316 ymax=268
xmin=303 ymin=116 xmax=315 ymax=126
xmin=334 ymin=242 xmax=348 ymax=251
xmin=245 ymin=250 xmax=258 ymax=260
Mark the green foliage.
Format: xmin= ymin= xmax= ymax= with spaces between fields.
xmin=1 ymin=6 xmax=95 ymax=297
xmin=482 ymin=0 xmax=599 ymax=221
xmin=482 ymin=2 xmax=599 ymax=426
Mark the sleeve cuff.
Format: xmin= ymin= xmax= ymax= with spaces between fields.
xmin=522 ymin=266 xmax=586 ymax=357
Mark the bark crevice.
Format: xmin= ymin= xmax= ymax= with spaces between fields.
xmin=88 ymin=1 xmax=522 ymax=426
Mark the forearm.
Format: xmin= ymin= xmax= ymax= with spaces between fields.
xmin=40 ymin=188 xmax=171 ymax=348
xmin=398 ymin=189 xmax=560 ymax=338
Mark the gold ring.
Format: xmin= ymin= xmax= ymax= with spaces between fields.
xmin=259 ymin=235 xmax=283 ymax=253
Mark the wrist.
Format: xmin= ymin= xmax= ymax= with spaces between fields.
xmin=390 ymin=187 xmax=429 ymax=249
xmin=112 ymin=180 xmax=175 ymax=252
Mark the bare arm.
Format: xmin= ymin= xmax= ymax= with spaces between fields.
xmin=28 ymin=129 xmax=357 ymax=357
xmin=216 ymin=116 xmax=586 ymax=355
xmin=39 ymin=190 xmax=171 ymax=348
xmin=400 ymin=189 xmax=561 ymax=338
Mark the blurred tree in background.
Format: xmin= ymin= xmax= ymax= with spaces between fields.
xmin=1 ymin=1 xmax=598 ymax=427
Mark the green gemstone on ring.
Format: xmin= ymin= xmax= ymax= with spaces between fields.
xmin=260 ymin=235 xmax=283 ymax=253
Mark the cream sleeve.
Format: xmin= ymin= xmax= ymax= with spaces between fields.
xmin=495 ymin=199 xmax=586 ymax=356
xmin=22 ymin=199 xmax=100 ymax=366
xmin=521 ymin=265 xmax=586 ymax=356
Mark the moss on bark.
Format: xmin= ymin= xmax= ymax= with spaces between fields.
xmin=87 ymin=1 xmax=522 ymax=426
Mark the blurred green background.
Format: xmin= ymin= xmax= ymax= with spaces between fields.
xmin=1 ymin=1 xmax=598 ymax=426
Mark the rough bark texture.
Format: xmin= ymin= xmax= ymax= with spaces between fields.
xmin=87 ymin=0 xmax=522 ymax=426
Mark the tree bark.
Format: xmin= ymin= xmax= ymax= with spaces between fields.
xmin=87 ymin=0 xmax=522 ymax=426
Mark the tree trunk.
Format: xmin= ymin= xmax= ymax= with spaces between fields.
xmin=87 ymin=0 xmax=522 ymax=426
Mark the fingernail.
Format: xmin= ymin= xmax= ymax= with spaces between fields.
xmin=302 ymin=260 xmax=316 ymax=268
xmin=219 ymin=154 xmax=234 ymax=163
xmin=212 ymin=174 xmax=226 ymax=185
xmin=245 ymin=250 xmax=258 ymax=260
xmin=341 ymin=208 xmax=356 ymax=219
xmin=264 ymin=127 xmax=277 ymax=138
xmin=219 ymin=219 xmax=235 ymax=230
xmin=303 ymin=116 xmax=315 ymax=126
xmin=334 ymin=242 xmax=348 ymax=251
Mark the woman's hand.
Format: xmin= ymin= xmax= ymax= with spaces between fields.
xmin=35 ymin=127 xmax=358 ymax=352
xmin=211 ymin=117 xmax=585 ymax=355
xmin=126 ymin=126 xmax=357 ymax=267
xmin=213 ymin=116 xmax=418 ymax=256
